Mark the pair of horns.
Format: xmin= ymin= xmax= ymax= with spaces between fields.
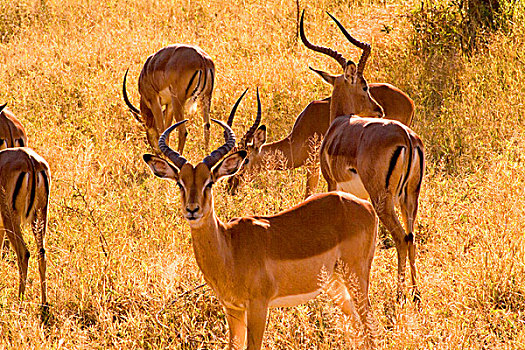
xmin=226 ymin=88 xmax=261 ymax=149
xmin=300 ymin=10 xmax=371 ymax=76
xmin=158 ymin=89 xmax=259 ymax=169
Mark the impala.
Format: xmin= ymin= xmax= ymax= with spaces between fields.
xmin=226 ymin=82 xmax=415 ymax=198
xmin=123 ymin=44 xmax=215 ymax=153
xmin=301 ymin=10 xmax=425 ymax=301
xmin=143 ymin=92 xmax=378 ymax=349
xmin=0 ymin=103 xmax=27 ymax=149
xmin=0 ymin=147 xmax=50 ymax=308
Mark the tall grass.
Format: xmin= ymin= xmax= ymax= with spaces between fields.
xmin=0 ymin=0 xmax=523 ymax=348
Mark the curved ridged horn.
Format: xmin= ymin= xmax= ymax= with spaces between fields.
xmin=0 ymin=103 xmax=6 ymax=114
xmin=239 ymin=87 xmax=262 ymax=148
xmin=159 ymin=120 xmax=189 ymax=169
xmin=123 ymin=68 xmax=141 ymax=117
xmin=203 ymin=119 xmax=236 ymax=169
xmin=326 ymin=12 xmax=371 ymax=75
xmin=299 ymin=10 xmax=347 ymax=69
xmin=225 ymin=88 xmax=249 ymax=139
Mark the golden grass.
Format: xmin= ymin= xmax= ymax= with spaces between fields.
xmin=0 ymin=0 xmax=524 ymax=348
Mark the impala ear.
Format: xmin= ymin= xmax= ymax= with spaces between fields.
xmin=344 ymin=61 xmax=358 ymax=82
xmin=212 ymin=151 xmax=247 ymax=182
xmin=309 ymin=66 xmax=336 ymax=86
xmin=253 ymin=125 xmax=267 ymax=149
xmin=143 ymin=154 xmax=179 ymax=180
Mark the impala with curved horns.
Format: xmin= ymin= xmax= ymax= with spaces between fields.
xmin=301 ymin=10 xmax=425 ymax=302
xmin=0 ymin=103 xmax=27 ymax=150
xmin=0 ymin=147 xmax=50 ymax=309
xmin=226 ymin=81 xmax=415 ymax=198
xmin=123 ymin=44 xmax=215 ymax=153
xmin=143 ymin=91 xmax=378 ymax=349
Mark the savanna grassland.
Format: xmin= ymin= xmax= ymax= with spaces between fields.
xmin=0 ymin=0 xmax=524 ymax=348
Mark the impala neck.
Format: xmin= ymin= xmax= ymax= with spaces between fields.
xmin=187 ymin=204 xmax=230 ymax=289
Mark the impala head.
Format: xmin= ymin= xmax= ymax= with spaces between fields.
xmin=300 ymin=10 xmax=383 ymax=120
xmin=225 ymin=89 xmax=267 ymax=195
xmin=143 ymin=98 xmax=247 ymax=227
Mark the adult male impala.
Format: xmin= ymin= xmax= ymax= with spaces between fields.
xmin=123 ymin=44 xmax=215 ymax=153
xmin=301 ymin=10 xmax=425 ymax=301
xmin=0 ymin=147 xmax=50 ymax=308
xmin=226 ymin=82 xmax=414 ymax=198
xmin=143 ymin=92 xmax=378 ymax=349
xmin=0 ymin=103 xmax=27 ymax=149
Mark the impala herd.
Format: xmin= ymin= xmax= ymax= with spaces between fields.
xmin=0 ymin=9 xmax=425 ymax=350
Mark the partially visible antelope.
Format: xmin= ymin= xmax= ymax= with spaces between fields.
xmin=123 ymin=44 xmax=215 ymax=153
xmin=226 ymin=82 xmax=414 ymax=198
xmin=301 ymin=10 xmax=425 ymax=302
xmin=143 ymin=91 xmax=378 ymax=350
xmin=0 ymin=103 xmax=27 ymax=150
xmin=0 ymin=147 xmax=50 ymax=308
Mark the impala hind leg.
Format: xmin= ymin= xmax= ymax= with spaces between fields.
xmin=225 ymin=307 xmax=247 ymax=350
xmin=399 ymin=172 xmax=423 ymax=302
xmin=32 ymin=209 xmax=48 ymax=307
xmin=373 ymin=194 xmax=410 ymax=302
xmin=246 ymin=301 xmax=269 ymax=350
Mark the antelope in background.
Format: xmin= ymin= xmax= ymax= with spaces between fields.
xmin=301 ymin=10 xmax=425 ymax=302
xmin=0 ymin=147 xmax=50 ymax=309
xmin=123 ymin=44 xmax=215 ymax=153
xmin=143 ymin=91 xmax=378 ymax=349
xmin=0 ymin=103 xmax=27 ymax=150
xmin=226 ymin=82 xmax=415 ymax=198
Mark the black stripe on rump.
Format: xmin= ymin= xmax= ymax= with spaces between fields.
xmin=199 ymin=68 xmax=208 ymax=96
xmin=26 ymin=169 xmax=36 ymax=218
xmin=185 ymin=70 xmax=200 ymax=96
xmin=190 ymin=70 xmax=202 ymax=97
xmin=209 ymin=68 xmax=215 ymax=91
xmin=415 ymin=147 xmax=424 ymax=193
xmin=385 ymin=146 xmax=405 ymax=190
xmin=12 ymin=172 xmax=26 ymax=211
xmin=41 ymin=170 xmax=50 ymax=197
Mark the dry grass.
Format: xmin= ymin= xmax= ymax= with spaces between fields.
xmin=0 ymin=0 xmax=524 ymax=348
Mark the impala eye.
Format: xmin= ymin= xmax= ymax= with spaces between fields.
xmin=363 ymin=86 xmax=368 ymax=92
xmin=205 ymin=182 xmax=214 ymax=189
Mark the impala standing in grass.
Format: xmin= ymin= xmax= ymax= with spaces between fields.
xmin=0 ymin=103 xmax=27 ymax=150
xmin=226 ymin=83 xmax=415 ymax=198
xmin=0 ymin=147 xmax=50 ymax=309
xmin=143 ymin=91 xmax=378 ymax=349
xmin=123 ymin=44 xmax=215 ymax=153
xmin=301 ymin=10 xmax=425 ymax=301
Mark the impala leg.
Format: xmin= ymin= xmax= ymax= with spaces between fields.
xmin=32 ymin=210 xmax=48 ymax=307
xmin=149 ymin=100 xmax=166 ymax=153
xmin=246 ymin=301 xmax=269 ymax=350
xmin=1 ymin=229 xmax=9 ymax=257
xmin=305 ymin=164 xmax=319 ymax=199
xmin=169 ymin=100 xmax=187 ymax=154
xmin=374 ymin=194 xmax=409 ymax=302
xmin=224 ymin=307 xmax=247 ymax=350
xmin=8 ymin=227 xmax=29 ymax=299
xmin=200 ymin=94 xmax=212 ymax=152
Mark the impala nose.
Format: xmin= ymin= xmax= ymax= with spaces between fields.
xmin=186 ymin=205 xmax=200 ymax=219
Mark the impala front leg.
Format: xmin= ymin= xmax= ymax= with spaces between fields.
xmin=246 ymin=300 xmax=269 ymax=350
xmin=225 ymin=307 xmax=247 ymax=350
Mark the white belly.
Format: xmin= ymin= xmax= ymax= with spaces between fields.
xmin=336 ymin=174 xmax=369 ymax=199
xmin=269 ymin=290 xmax=321 ymax=308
